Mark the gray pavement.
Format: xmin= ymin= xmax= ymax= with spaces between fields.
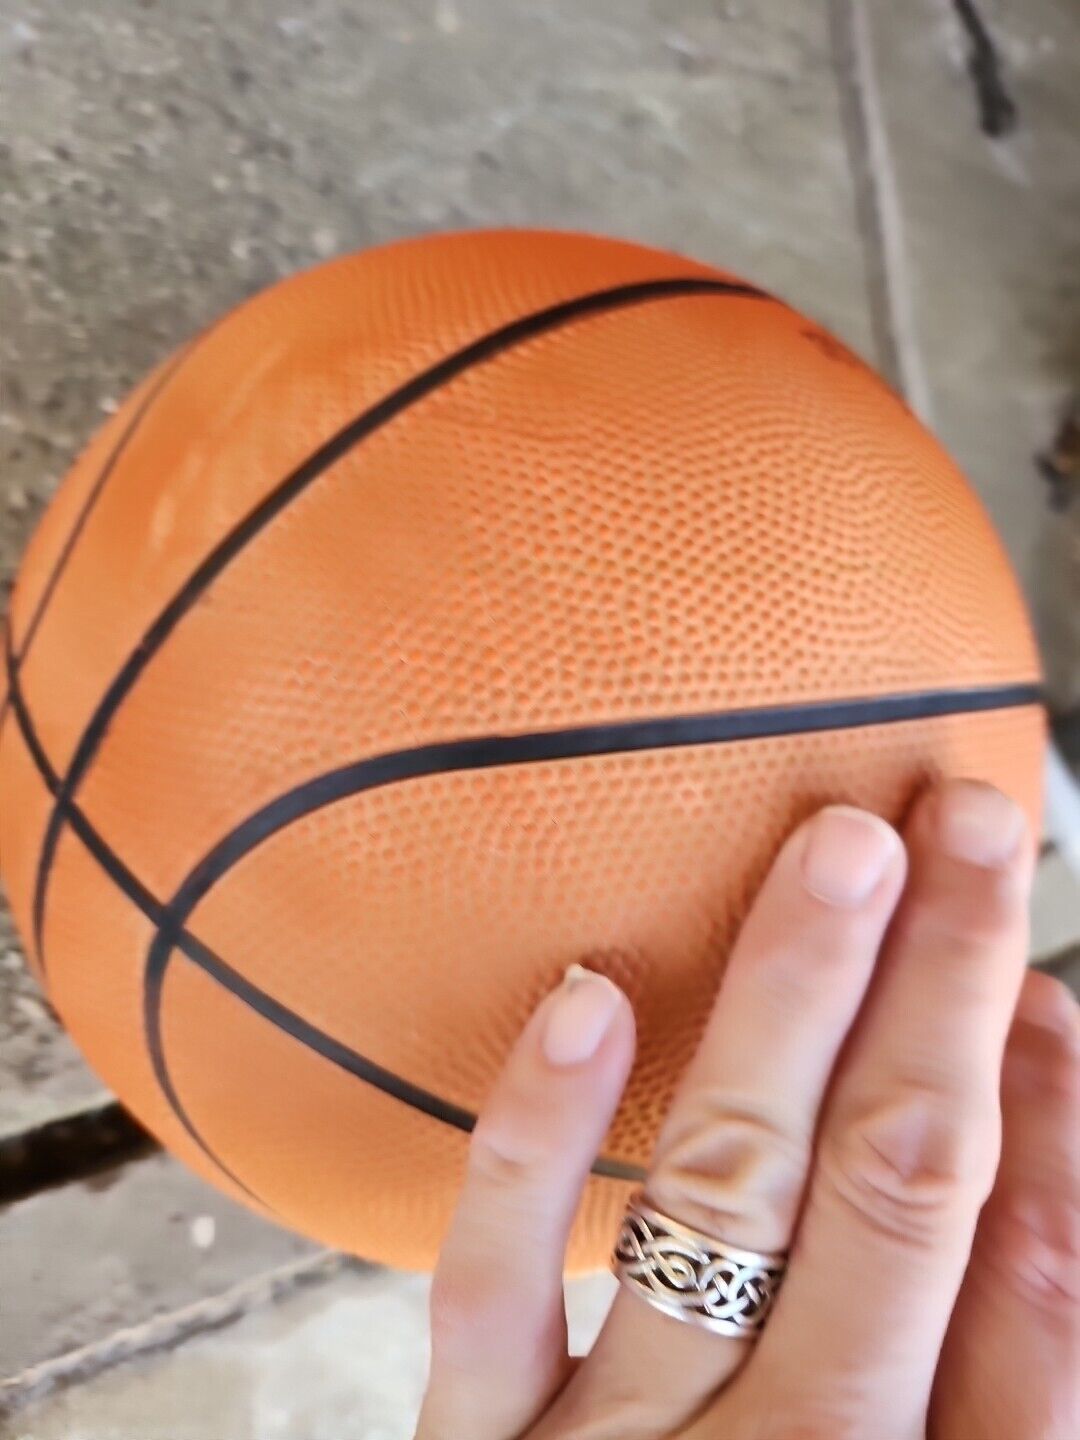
xmin=1 ymin=1 xmax=1077 ymax=1434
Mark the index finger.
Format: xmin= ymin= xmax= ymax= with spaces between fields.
xmin=417 ymin=965 xmax=635 ymax=1440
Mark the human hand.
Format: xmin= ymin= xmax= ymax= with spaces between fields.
xmin=416 ymin=780 xmax=1079 ymax=1439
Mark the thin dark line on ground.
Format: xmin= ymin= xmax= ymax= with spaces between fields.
xmin=952 ymin=0 xmax=1018 ymax=137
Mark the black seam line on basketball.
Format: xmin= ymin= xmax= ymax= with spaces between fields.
xmin=4 ymin=634 xmax=644 ymax=1187
xmin=163 ymin=929 xmax=645 ymax=1184
xmin=29 ymin=275 xmax=771 ymax=966
xmin=2 ymin=646 xmax=270 ymax=1204
xmin=166 ymin=933 xmax=639 ymax=1180
xmin=153 ymin=679 xmax=1046 ymax=943
xmin=2 ymin=631 xmax=165 ymax=960
xmin=3 ymin=605 xmax=1046 ymax=1174
xmin=1 ymin=333 xmax=200 ymax=796
xmin=0 ymin=622 xmax=12 ymax=749
xmin=137 ymin=677 xmax=1042 ymax=1186
xmin=5 ymin=639 xmax=1044 ymax=1193
xmin=12 ymin=341 xmax=196 ymax=672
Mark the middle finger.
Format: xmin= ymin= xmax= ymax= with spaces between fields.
xmin=744 ymin=781 xmax=1034 ymax=1437
xmin=538 ymin=804 xmax=906 ymax=1436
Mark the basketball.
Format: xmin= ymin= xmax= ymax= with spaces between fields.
xmin=0 ymin=229 xmax=1043 ymax=1271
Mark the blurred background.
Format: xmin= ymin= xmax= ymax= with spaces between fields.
xmin=1 ymin=2 xmax=1077 ymax=1436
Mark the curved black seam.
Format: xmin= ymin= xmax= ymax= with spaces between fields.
xmin=0 ymin=345 xmax=194 ymax=766
xmin=30 ymin=276 xmax=771 ymax=966
xmin=4 ymin=613 xmax=1047 ymax=1195
xmin=2 ymin=639 xmax=260 ymax=1200
xmin=15 ymin=342 xmax=196 ymax=669
xmin=141 ymin=678 xmax=1041 ymax=1191
xmin=5 ymin=649 xmax=646 ymax=1184
xmin=155 ymin=681 xmax=1046 ymax=934
xmin=0 ymin=623 xmax=12 ymax=762
xmin=169 ymin=925 xmax=641 ymax=1184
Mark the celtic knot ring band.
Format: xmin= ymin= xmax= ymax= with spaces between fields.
xmin=612 ymin=1191 xmax=787 ymax=1338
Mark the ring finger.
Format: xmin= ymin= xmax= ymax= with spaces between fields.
xmin=537 ymin=803 xmax=907 ymax=1437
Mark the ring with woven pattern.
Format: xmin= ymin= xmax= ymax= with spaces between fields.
xmin=612 ymin=1191 xmax=787 ymax=1338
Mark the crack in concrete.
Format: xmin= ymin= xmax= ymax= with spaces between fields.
xmin=0 ymin=1251 xmax=354 ymax=1418
xmin=951 ymin=0 xmax=1018 ymax=138
xmin=0 ymin=1099 xmax=155 ymax=1208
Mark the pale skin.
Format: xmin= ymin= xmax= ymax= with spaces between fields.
xmin=417 ymin=779 xmax=1080 ymax=1439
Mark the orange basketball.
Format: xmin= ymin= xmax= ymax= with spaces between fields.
xmin=0 ymin=230 xmax=1043 ymax=1270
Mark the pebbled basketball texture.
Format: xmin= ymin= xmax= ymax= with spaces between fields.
xmin=0 ymin=230 xmax=1044 ymax=1270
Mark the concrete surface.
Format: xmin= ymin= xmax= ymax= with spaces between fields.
xmin=0 ymin=0 xmax=874 ymax=576
xmin=0 ymin=0 xmax=1077 ymax=1434
xmin=1031 ymin=846 xmax=1080 ymax=959
xmin=0 ymin=1153 xmax=315 ymax=1378
xmin=1 ymin=1270 xmax=616 ymax=1440
xmin=863 ymin=0 xmax=1080 ymax=699
xmin=2 ymin=1268 xmax=433 ymax=1440
xmin=0 ymin=910 xmax=104 ymax=1144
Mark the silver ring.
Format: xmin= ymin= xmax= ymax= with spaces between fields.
xmin=612 ymin=1191 xmax=787 ymax=1338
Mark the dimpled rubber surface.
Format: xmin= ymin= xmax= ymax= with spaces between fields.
xmin=0 ymin=230 xmax=1044 ymax=1270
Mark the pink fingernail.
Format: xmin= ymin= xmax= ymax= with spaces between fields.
xmin=936 ymin=783 xmax=1025 ymax=869
xmin=801 ymin=806 xmax=901 ymax=908
xmin=541 ymin=965 xmax=623 ymax=1068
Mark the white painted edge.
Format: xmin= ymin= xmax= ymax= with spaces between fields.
xmin=829 ymin=0 xmax=934 ymax=423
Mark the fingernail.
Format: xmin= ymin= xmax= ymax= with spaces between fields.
xmin=541 ymin=964 xmax=623 ymax=1068
xmin=937 ymin=783 xmax=1024 ymax=868
xmin=801 ymin=806 xmax=900 ymax=908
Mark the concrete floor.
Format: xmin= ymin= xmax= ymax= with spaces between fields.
xmin=1 ymin=0 xmax=1078 ymax=1435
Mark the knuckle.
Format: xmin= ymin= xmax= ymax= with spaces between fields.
xmin=467 ymin=1116 xmax=544 ymax=1195
xmin=978 ymin=1196 xmax=1080 ymax=1318
xmin=821 ymin=1087 xmax=998 ymax=1244
xmin=1037 ymin=1045 xmax=1080 ymax=1105
xmin=738 ymin=1397 xmax=861 ymax=1440
xmin=900 ymin=864 xmax=1025 ymax=952
xmin=650 ymin=1105 xmax=809 ymax=1248
xmin=753 ymin=928 xmax=866 ymax=1017
xmin=1007 ymin=987 xmax=1080 ymax=1104
xmin=1019 ymin=972 xmax=1080 ymax=1049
